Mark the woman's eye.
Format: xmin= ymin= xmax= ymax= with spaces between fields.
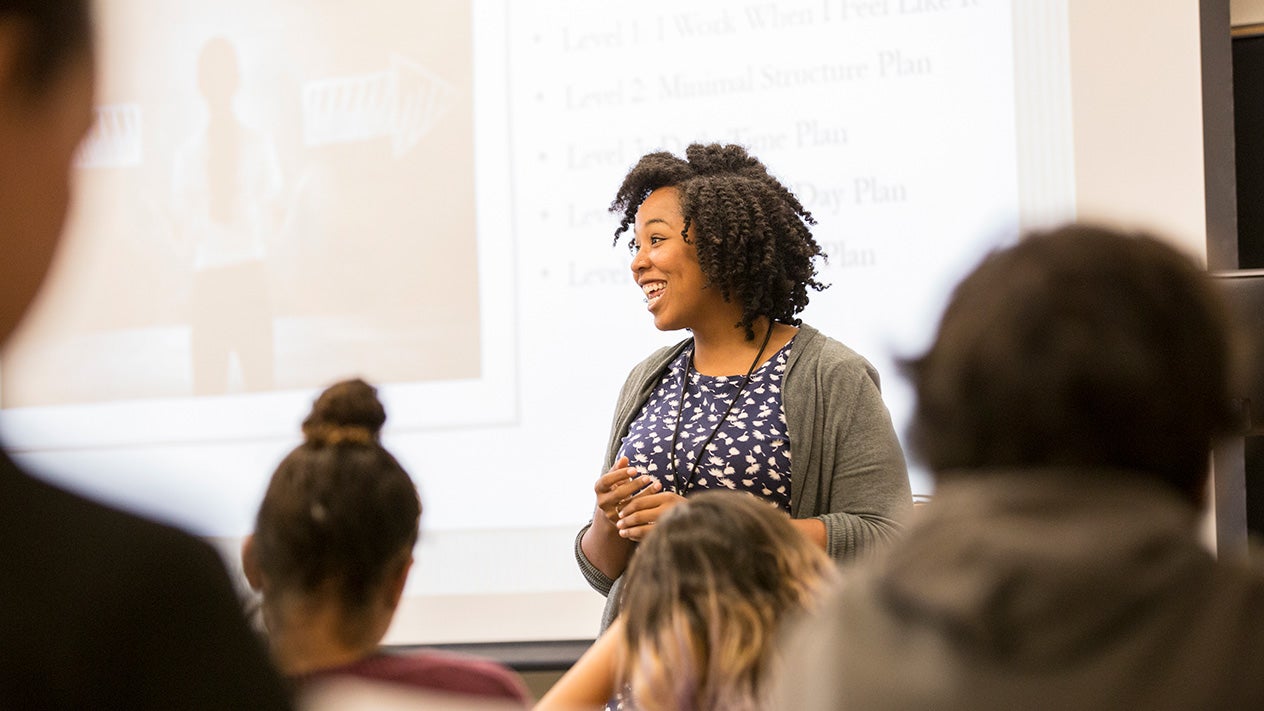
xmin=627 ymin=239 xmax=639 ymax=256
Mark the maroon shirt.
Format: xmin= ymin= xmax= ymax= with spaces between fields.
xmin=295 ymin=650 xmax=531 ymax=706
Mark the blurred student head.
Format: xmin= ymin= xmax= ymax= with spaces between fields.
xmin=616 ymin=490 xmax=838 ymax=711
xmin=904 ymin=223 xmax=1237 ymax=505
xmin=243 ymin=378 xmax=421 ymax=670
xmin=0 ymin=0 xmax=94 ymax=345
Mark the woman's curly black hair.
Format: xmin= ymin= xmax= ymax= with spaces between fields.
xmin=610 ymin=143 xmax=828 ymax=341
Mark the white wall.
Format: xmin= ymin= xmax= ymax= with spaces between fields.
xmin=1068 ymin=0 xmax=1209 ymax=260
xmin=1232 ymin=0 xmax=1264 ymax=26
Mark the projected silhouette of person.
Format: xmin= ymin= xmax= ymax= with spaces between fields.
xmin=172 ymin=36 xmax=282 ymax=395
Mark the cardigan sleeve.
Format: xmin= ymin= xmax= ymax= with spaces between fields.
xmin=816 ymin=363 xmax=912 ymax=560
xmin=574 ymin=522 xmax=617 ymax=596
xmin=787 ymin=326 xmax=912 ymax=562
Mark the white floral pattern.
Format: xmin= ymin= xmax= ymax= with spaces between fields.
xmin=617 ymin=338 xmax=793 ymax=511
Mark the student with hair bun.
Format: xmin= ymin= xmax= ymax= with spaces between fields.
xmin=242 ymin=378 xmax=530 ymax=706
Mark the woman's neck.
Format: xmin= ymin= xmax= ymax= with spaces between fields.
xmin=265 ymin=596 xmax=386 ymax=676
xmin=690 ymin=317 xmax=794 ymax=376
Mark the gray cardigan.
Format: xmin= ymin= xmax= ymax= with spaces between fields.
xmin=575 ymin=324 xmax=912 ymax=629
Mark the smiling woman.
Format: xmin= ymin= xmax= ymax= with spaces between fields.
xmin=575 ymin=143 xmax=914 ymax=632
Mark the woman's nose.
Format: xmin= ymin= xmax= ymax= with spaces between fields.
xmin=630 ymin=243 xmax=649 ymax=273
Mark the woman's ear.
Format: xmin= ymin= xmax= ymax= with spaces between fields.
xmin=385 ymin=554 xmax=413 ymax=610
xmin=241 ymin=534 xmax=264 ymax=591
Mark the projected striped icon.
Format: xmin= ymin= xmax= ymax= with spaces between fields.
xmin=302 ymin=54 xmax=453 ymax=158
xmin=76 ymin=103 xmax=144 ymax=169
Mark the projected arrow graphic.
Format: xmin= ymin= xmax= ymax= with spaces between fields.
xmin=301 ymin=54 xmax=454 ymax=158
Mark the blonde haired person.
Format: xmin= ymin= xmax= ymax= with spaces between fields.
xmin=540 ymin=490 xmax=837 ymax=711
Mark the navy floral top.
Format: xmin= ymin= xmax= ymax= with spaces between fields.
xmin=616 ymin=338 xmax=794 ymax=511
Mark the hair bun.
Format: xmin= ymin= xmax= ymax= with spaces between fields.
xmin=685 ymin=143 xmax=765 ymax=177
xmin=301 ymin=378 xmax=386 ymax=446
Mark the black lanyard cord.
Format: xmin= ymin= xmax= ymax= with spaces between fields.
xmin=666 ymin=321 xmax=775 ymax=496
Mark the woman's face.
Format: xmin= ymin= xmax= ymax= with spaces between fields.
xmin=0 ymin=39 xmax=94 ymax=346
xmin=0 ymin=44 xmax=95 ymax=345
xmin=629 ymin=187 xmax=731 ymax=333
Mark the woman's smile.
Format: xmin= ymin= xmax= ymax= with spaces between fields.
xmin=641 ymin=280 xmax=666 ymax=310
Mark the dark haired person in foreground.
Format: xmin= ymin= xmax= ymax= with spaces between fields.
xmin=576 ymin=143 xmax=911 ymax=631
xmin=774 ymin=224 xmax=1264 ymax=709
xmin=243 ymin=378 xmax=530 ymax=706
xmin=0 ymin=1 xmax=292 ymax=708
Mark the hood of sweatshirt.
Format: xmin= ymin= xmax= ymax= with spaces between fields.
xmin=869 ymin=468 xmax=1209 ymax=667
